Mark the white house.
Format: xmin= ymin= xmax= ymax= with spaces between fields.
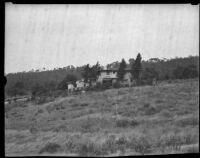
xmin=97 ymin=69 xmax=133 ymax=86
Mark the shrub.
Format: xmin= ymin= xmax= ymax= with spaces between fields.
xmin=36 ymin=96 xmax=47 ymax=104
xmin=39 ymin=142 xmax=63 ymax=154
xmin=159 ymin=109 xmax=173 ymax=118
xmin=103 ymin=135 xmax=117 ymax=153
xmin=182 ymin=145 xmax=199 ymax=153
xmin=164 ymin=134 xmax=182 ymax=151
xmin=143 ymin=103 xmax=150 ymax=108
xmin=46 ymin=105 xmax=54 ymax=113
xmin=115 ymin=118 xmax=139 ymax=128
xmin=80 ymin=103 xmax=88 ymax=107
xmin=80 ymin=120 xmax=92 ymax=133
xmin=175 ymin=116 xmax=199 ymax=127
xmin=145 ymin=106 xmax=157 ymax=115
xmin=29 ymin=126 xmax=38 ymax=134
xmin=53 ymin=125 xmax=67 ymax=132
xmin=129 ymin=136 xmax=152 ymax=154
xmin=57 ymin=74 xmax=77 ymax=90
xmin=115 ymin=136 xmax=129 ymax=153
xmin=93 ymin=82 xmax=103 ymax=91
xmin=65 ymin=139 xmax=77 ymax=153
xmin=155 ymin=99 xmax=164 ymax=104
xmin=113 ymin=82 xmax=121 ymax=89
xmin=38 ymin=109 xmax=44 ymax=113
xmin=156 ymin=132 xmax=198 ymax=153
xmin=76 ymin=140 xmax=103 ymax=156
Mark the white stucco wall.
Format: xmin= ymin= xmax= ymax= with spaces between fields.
xmin=97 ymin=71 xmax=132 ymax=83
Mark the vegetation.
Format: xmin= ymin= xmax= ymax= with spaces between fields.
xmin=5 ymin=79 xmax=199 ymax=156
xmin=131 ymin=53 xmax=142 ymax=81
xmin=5 ymin=55 xmax=199 ymax=98
xmin=57 ymin=74 xmax=77 ymax=90
xmin=82 ymin=62 xmax=102 ymax=82
xmin=117 ymin=58 xmax=127 ymax=81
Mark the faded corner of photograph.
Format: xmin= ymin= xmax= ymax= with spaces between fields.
xmin=4 ymin=3 xmax=199 ymax=156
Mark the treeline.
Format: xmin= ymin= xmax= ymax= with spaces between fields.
xmin=5 ymin=55 xmax=199 ymax=98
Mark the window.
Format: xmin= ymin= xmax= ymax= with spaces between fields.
xmin=106 ymin=71 xmax=109 ymax=75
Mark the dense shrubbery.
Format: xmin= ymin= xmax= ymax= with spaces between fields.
xmin=57 ymin=74 xmax=77 ymax=90
xmin=173 ymin=64 xmax=198 ymax=79
xmin=39 ymin=142 xmax=63 ymax=154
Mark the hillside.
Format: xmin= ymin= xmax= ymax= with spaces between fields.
xmin=5 ymin=78 xmax=199 ymax=156
xmin=4 ymin=55 xmax=199 ymax=98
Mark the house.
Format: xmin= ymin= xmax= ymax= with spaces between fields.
xmin=76 ymin=80 xmax=85 ymax=90
xmin=97 ymin=68 xmax=133 ymax=86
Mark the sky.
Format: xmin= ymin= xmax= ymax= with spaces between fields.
xmin=5 ymin=4 xmax=199 ymax=74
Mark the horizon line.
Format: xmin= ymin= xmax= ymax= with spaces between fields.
xmin=5 ymin=54 xmax=199 ymax=75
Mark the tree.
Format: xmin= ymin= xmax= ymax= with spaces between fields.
xmin=131 ymin=53 xmax=142 ymax=80
xmin=90 ymin=62 xmax=102 ymax=80
xmin=142 ymin=67 xmax=159 ymax=80
xmin=182 ymin=64 xmax=198 ymax=79
xmin=44 ymin=81 xmax=56 ymax=91
xmin=82 ymin=64 xmax=90 ymax=82
xmin=173 ymin=66 xmax=185 ymax=79
xmin=8 ymin=81 xmax=26 ymax=97
xmin=173 ymin=64 xmax=199 ymax=79
xmin=57 ymin=74 xmax=77 ymax=90
xmin=129 ymin=58 xmax=135 ymax=66
xmin=106 ymin=61 xmax=120 ymax=70
xmin=117 ymin=59 xmax=127 ymax=81
xmin=31 ymin=83 xmax=46 ymax=97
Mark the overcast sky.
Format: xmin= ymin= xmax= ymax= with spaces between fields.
xmin=5 ymin=4 xmax=199 ymax=74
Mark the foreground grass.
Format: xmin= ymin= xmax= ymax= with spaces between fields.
xmin=5 ymin=78 xmax=199 ymax=156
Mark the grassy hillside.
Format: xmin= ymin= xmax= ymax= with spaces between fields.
xmin=5 ymin=78 xmax=199 ymax=156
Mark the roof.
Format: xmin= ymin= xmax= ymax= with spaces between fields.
xmin=98 ymin=68 xmax=132 ymax=72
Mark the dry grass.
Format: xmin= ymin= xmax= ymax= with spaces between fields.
xmin=5 ymin=78 xmax=199 ymax=156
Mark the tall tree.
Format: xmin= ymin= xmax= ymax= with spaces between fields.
xmin=82 ymin=64 xmax=90 ymax=82
xmin=117 ymin=59 xmax=127 ymax=81
xmin=131 ymin=53 xmax=142 ymax=80
xmin=91 ymin=62 xmax=102 ymax=80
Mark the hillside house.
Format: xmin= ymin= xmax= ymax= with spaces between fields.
xmin=97 ymin=69 xmax=133 ymax=86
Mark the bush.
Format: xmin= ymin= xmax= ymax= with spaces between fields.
xmin=115 ymin=136 xmax=129 ymax=153
xmin=39 ymin=142 xmax=63 ymax=154
xmin=65 ymin=139 xmax=77 ymax=153
xmin=93 ymin=82 xmax=103 ymax=91
xmin=112 ymin=82 xmax=121 ymax=89
xmin=156 ymin=132 xmax=198 ymax=153
xmin=37 ymin=96 xmax=47 ymax=104
xmin=103 ymin=135 xmax=117 ymax=153
xmin=76 ymin=140 xmax=103 ymax=156
xmin=129 ymin=136 xmax=152 ymax=154
xmin=159 ymin=109 xmax=173 ymax=118
xmin=145 ymin=105 xmax=158 ymax=115
xmin=38 ymin=109 xmax=44 ymax=113
xmin=173 ymin=64 xmax=199 ymax=79
xmin=80 ymin=103 xmax=88 ymax=107
xmin=53 ymin=125 xmax=67 ymax=132
xmin=175 ymin=116 xmax=199 ymax=127
xmin=144 ymin=103 xmax=150 ymax=108
xmin=57 ymin=74 xmax=77 ymax=90
xmin=29 ymin=126 xmax=38 ymax=134
xmin=182 ymin=145 xmax=199 ymax=153
xmin=115 ymin=118 xmax=139 ymax=128
xmin=141 ymin=67 xmax=159 ymax=81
